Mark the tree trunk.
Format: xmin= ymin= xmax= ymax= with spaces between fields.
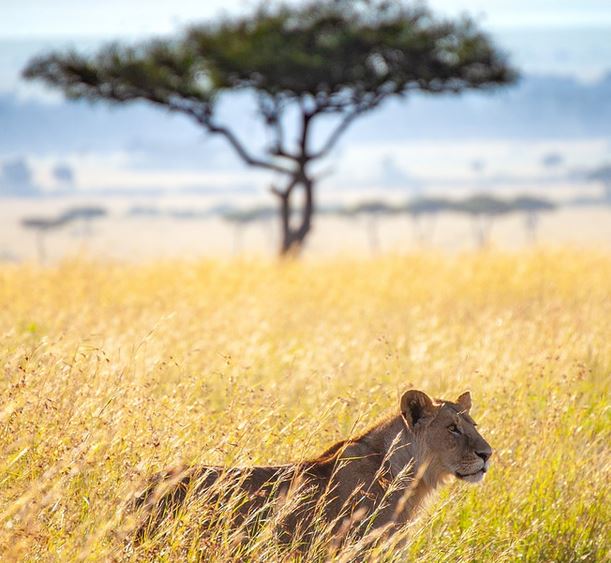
xmin=36 ymin=230 xmax=46 ymax=264
xmin=233 ymin=225 xmax=244 ymax=255
xmin=524 ymin=211 xmax=539 ymax=245
xmin=472 ymin=215 xmax=493 ymax=249
xmin=276 ymin=174 xmax=314 ymax=257
xmin=366 ymin=216 xmax=380 ymax=255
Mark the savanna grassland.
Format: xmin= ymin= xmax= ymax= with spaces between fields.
xmin=0 ymin=250 xmax=609 ymax=561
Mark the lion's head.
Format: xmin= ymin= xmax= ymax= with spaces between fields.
xmin=400 ymin=389 xmax=492 ymax=484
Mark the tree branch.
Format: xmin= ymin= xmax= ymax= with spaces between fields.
xmin=298 ymin=110 xmax=314 ymax=163
xmin=169 ymin=101 xmax=293 ymax=175
xmin=257 ymin=94 xmax=295 ymax=160
xmin=309 ymin=91 xmax=388 ymax=160
xmin=310 ymin=107 xmax=362 ymax=161
xmin=205 ymin=120 xmax=291 ymax=174
xmin=270 ymin=174 xmax=299 ymax=198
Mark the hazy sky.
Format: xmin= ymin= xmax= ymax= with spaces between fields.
xmin=3 ymin=0 xmax=611 ymax=38
xmin=2 ymin=1 xmax=610 ymax=196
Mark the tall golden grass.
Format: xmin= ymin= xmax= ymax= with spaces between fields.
xmin=0 ymin=250 xmax=609 ymax=561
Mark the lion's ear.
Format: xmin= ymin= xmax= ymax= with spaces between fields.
xmin=456 ymin=391 xmax=472 ymax=413
xmin=400 ymin=390 xmax=435 ymax=428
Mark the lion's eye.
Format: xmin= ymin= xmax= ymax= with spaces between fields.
xmin=448 ymin=424 xmax=461 ymax=435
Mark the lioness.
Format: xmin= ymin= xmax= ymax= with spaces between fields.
xmin=134 ymin=389 xmax=491 ymax=544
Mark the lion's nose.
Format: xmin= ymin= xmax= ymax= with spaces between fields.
xmin=476 ymin=449 xmax=491 ymax=463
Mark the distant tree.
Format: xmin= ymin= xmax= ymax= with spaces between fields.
xmin=405 ymin=196 xmax=453 ymax=244
xmin=127 ymin=205 xmax=163 ymax=218
xmin=348 ymin=200 xmax=402 ymax=254
xmin=21 ymin=206 xmax=107 ymax=262
xmin=23 ymin=0 xmax=515 ymax=256
xmin=167 ymin=208 xmax=209 ymax=220
xmin=61 ymin=206 xmax=107 ymax=237
xmin=21 ymin=216 xmax=68 ymax=263
xmin=510 ymin=195 xmax=555 ymax=244
xmin=455 ymin=194 xmax=511 ymax=248
xmin=221 ymin=206 xmax=276 ymax=254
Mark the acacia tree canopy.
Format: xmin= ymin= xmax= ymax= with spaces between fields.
xmin=23 ymin=0 xmax=516 ymax=255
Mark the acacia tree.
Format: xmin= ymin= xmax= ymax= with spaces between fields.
xmin=23 ymin=0 xmax=515 ymax=256
xmin=406 ymin=197 xmax=452 ymax=245
xmin=221 ymin=206 xmax=276 ymax=254
xmin=349 ymin=200 xmax=402 ymax=254
xmin=456 ymin=194 xmax=512 ymax=249
xmin=510 ymin=196 xmax=555 ymax=244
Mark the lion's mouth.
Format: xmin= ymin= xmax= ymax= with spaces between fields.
xmin=455 ymin=468 xmax=486 ymax=483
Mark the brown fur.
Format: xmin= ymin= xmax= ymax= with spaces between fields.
xmin=133 ymin=389 xmax=492 ymax=544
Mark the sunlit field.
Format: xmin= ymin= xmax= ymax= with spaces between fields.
xmin=1 ymin=250 xmax=609 ymax=561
